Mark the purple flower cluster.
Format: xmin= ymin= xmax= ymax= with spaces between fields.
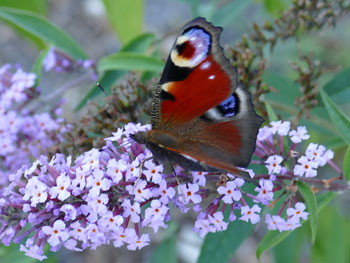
xmin=43 ymin=47 xmax=97 ymax=79
xmin=254 ymin=120 xmax=339 ymax=231
xmin=0 ymin=64 xmax=69 ymax=185
xmin=0 ymin=121 xmax=343 ymax=261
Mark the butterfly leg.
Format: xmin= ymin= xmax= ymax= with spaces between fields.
xmin=133 ymin=156 xmax=153 ymax=188
xmin=170 ymin=165 xmax=187 ymax=203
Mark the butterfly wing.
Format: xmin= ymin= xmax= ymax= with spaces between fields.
xmin=148 ymin=17 xmax=263 ymax=171
xmin=151 ymin=17 xmax=238 ymax=129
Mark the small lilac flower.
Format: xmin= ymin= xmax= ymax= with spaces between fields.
xmin=294 ymin=156 xmax=318 ymax=177
xmin=106 ymin=158 xmax=126 ymax=183
xmin=122 ymin=199 xmax=141 ymax=223
xmin=192 ymin=171 xmax=207 ymax=187
xmin=178 ymin=183 xmax=202 ymax=204
xmin=113 ymin=228 xmax=135 ymax=248
xmin=143 ymin=200 xmax=168 ymax=233
xmin=257 ymin=125 xmax=272 ymax=141
xmin=86 ymin=223 xmax=105 ymax=244
xmin=255 ymin=179 xmax=274 ymax=204
xmin=71 ymin=166 xmax=89 ymax=192
xmin=153 ymin=180 xmax=176 ymax=204
xmin=98 ymin=211 xmax=123 ymax=230
xmin=126 ymin=179 xmax=152 ymax=202
xmin=127 ymin=233 xmax=150 ymax=250
xmin=305 ymin=143 xmax=334 ymax=167
xmin=86 ymin=168 xmax=111 ymax=197
xmin=69 ymin=222 xmax=87 ymax=243
xmin=289 ymin=126 xmax=310 ymax=143
xmin=270 ymin=120 xmax=291 ymax=136
xmin=286 ymin=202 xmax=309 ymax=221
xmin=217 ymin=181 xmax=242 ymax=204
xmin=143 ymin=160 xmax=163 ymax=183
xmin=85 ymin=194 xmax=109 ymax=218
xmin=240 ymin=205 xmax=261 ymax=224
xmin=285 ymin=218 xmax=301 ymax=230
xmin=105 ymin=127 xmax=124 ymax=142
xmin=43 ymin=48 xmax=57 ymax=71
xmin=50 ymin=173 xmax=71 ymax=201
xmin=61 ymin=204 xmax=77 ymax=221
xmin=208 ymin=212 xmax=228 ymax=231
xmin=20 ymin=245 xmax=47 ymax=261
xmin=194 ymin=218 xmax=214 ymax=238
xmin=318 ymin=149 xmax=334 ymax=166
xmin=125 ymin=159 xmax=141 ymax=181
xmin=81 ymin=148 xmax=101 ymax=171
xmin=42 ymin=220 xmax=70 ymax=247
xmin=265 ymin=155 xmax=283 ymax=174
xmin=23 ymin=177 xmax=48 ymax=207
xmin=64 ymin=239 xmax=83 ymax=252
xmin=265 ymin=214 xmax=288 ymax=232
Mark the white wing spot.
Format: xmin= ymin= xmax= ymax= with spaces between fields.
xmin=209 ymin=75 xmax=215 ymax=80
xmin=200 ymin=61 xmax=211 ymax=70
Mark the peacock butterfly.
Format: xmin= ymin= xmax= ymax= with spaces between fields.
xmin=131 ymin=17 xmax=263 ymax=178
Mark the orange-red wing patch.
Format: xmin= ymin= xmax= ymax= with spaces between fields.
xmin=161 ymin=56 xmax=231 ymax=126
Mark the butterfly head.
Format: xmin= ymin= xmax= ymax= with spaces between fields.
xmin=130 ymin=131 xmax=148 ymax=145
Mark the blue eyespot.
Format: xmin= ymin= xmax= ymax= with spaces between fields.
xmin=217 ymin=93 xmax=239 ymax=117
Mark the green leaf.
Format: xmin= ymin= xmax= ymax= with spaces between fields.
xmin=265 ymin=100 xmax=278 ymax=122
xmin=320 ymin=88 xmax=350 ymax=144
xmin=324 ymin=68 xmax=350 ymax=96
xmin=102 ymin=0 xmax=143 ymax=44
xmin=0 ymin=0 xmax=47 ymax=48
xmin=212 ymin=0 xmax=252 ymax=27
xmin=31 ymin=45 xmax=51 ymax=88
xmin=75 ymin=33 xmax=155 ymax=111
xmin=0 ymin=0 xmax=47 ymax=14
xmin=0 ymin=7 xmax=87 ymax=59
xmin=256 ymin=192 xmax=337 ymax=260
xmin=151 ymin=222 xmax=178 ymax=263
xmin=257 ymin=230 xmax=292 ymax=260
xmin=198 ymin=184 xmax=258 ymax=263
xmin=263 ymin=0 xmax=289 ymax=16
xmin=297 ymin=181 xmax=317 ymax=244
xmin=198 ymin=219 xmax=255 ymax=263
xmin=272 ymin=229 xmax=305 ymax=263
xmin=98 ymin=52 xmax=164 ymax=72
xmin=121 ymin=33 xmax=155 ymax=53
xmin=151 ymin=237 xmax=177 ymax=263
xmin=344 ymin=145 xmax=350 ymax=181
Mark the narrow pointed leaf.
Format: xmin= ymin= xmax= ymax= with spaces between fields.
xmin=320 ymin=89 xmax=350 ymax=144
xmin=98 ymin=52 xmax=164 ymax=72
xmin=297 ymin=181 xmax=317 ymax=244
xmin=32 ymin=45 xmax=51 ymax=89
xmin=265 ymin=100 xmax=278 ymax=122
xmin=344 ymin=145 xmax=350 ymax=181
xmin=0 ymin=7 xmax=87 ymax=59
xmin=101 ymin=0 xmax=143 ymax=44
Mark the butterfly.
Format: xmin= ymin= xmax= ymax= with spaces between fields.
xmin=131 ymin=17 xmax=263 ymax=178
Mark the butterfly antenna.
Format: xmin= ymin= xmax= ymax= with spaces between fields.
xmin=97 ymin=82 xmax=126 ymax=114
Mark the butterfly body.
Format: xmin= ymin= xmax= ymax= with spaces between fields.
xmin=131 ymin=17 xmax=263 ymax=176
